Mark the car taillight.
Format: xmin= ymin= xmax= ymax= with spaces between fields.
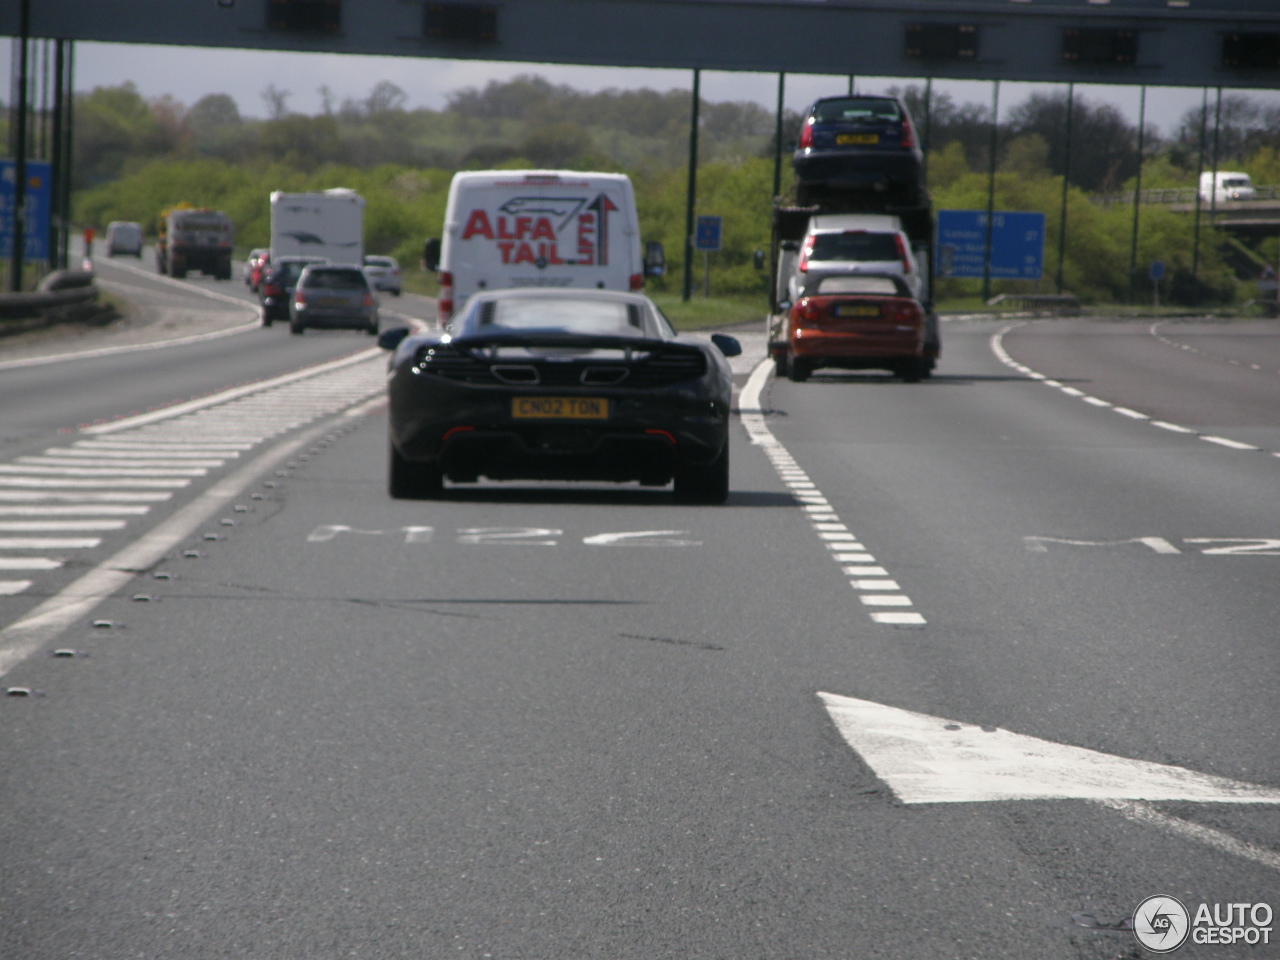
xmin=798 ymin=119 xmax=814 ymax=150
xmin=263 ymin=283 xmax=282 ymax=297
xmin=362 ymin=293 xmax=376 ymax=308
xmin=889 ymin=301 xmax=922 ymax=324
xmin=293 ymin=289 xmax=306 ymax=305
xmin=629 ymin=272 xmax=643 ymax=290
xmin=438 ymin=270 xmax=454 ymax=321
xmin=901 ymin=117 xmax=916 ymax=149
xmin=894 ymin=234 xmax=912 ymax=274
xmin=797 ymin=236 xmax=815 ymax=273
xmin=794 ymin=298 xmax=821 ymax=327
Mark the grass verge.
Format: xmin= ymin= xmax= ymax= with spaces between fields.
xmin=650 ymin=292 xmax=769 ymax=331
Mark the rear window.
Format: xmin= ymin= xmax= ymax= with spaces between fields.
xmin=816 ymin=276 xmax=900 ymax=296
xmin=364 ymin=257 xmax=396 ymax=268
xmin=809 ymin=232 xmax=901 ymax=262
xmin=811 ymin=98 xmax=902 ymax=123
xmin=302 ymin=268 xmax=368 ymax=290
xmin=480 ymin=298 xmax=645 ymax=335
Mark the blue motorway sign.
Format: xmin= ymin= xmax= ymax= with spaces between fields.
xmin=694 ymin=215 xmax=722 ymax=252
xmin=0 ymin=160 xmax=53 ymax=261
xmin=936 ymin=210 xmax=1045 ymax=280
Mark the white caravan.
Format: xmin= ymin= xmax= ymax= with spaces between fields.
xmin=270 ymin=189 xmax=365 ymax=266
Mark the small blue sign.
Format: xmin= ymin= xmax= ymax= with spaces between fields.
xmin=695 ymin=215 xmax=722 ymax=252
xmin=937 ymin=210 xmax=1045 ymax=280
xmin=1149 ymin=260 xmax=1165 ymax=281
xmin=0 ymin=160 xmax=53 ymax=261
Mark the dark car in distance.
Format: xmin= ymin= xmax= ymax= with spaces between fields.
xmin=379 ymin=288 xmax=741 ymax=502
xmin=792 ymin=95 xmax=924 ymax=207
xmin=289 ymin=264 xmax=380 ymax=336
xmin=259 ymin=256 xmax=328 ymax=325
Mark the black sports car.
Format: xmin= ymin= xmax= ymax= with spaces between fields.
xmin=379 ymin=289 xmax=740 ymax=502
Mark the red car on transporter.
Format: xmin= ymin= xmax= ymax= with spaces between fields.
xmin=772 ymin=272 xmax=931 ymax=383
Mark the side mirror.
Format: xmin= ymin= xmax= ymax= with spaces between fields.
xmin=377 ymin=326 xmax=411 ymax=351
xmin=422 ymin=237 xmax=441 ymax=272
xmin=752 ymin=248 xmax=765 ymax=271
xmin=780 ymin=239 xmax=799 ymax=252
xmin=644 ymin=240 xmax=666 ymax=277
xmin=711 ymin=333 xmax=742 ymax=358
xmin=777 ymin=299 xmax=792 ymax=314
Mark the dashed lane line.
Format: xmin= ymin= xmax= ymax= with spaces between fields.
xmin=738 ymin=359 xmax=926 ymax=626
xmin=991 ymin=323 xmax=1279 ymax=459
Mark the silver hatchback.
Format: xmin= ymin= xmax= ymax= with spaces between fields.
xmin=289 ymin=265 xmax=379 ymax=336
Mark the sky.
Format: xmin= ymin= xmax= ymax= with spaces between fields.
xmin=12 ymin=40 xmax=1280 ymax=141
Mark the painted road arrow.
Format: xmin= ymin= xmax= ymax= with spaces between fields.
xmin=820 ymin=692 xmax=1280 ymax=805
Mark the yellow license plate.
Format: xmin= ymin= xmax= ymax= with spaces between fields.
xmin=512 ymin=397 xmax=609 ymax=420
xmin=834 ymin=304 xmax=882 ymax=317
xmin=836 ymin=133 xmax=879 ymax=145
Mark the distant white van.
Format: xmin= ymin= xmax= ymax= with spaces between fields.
xmin=426 ymin=170 xmax=644 ymax=322
xmin=1200 ymin=171 xmax=1256 ymax=204
xmin=106 ymin=221 xmax=143 ymax=257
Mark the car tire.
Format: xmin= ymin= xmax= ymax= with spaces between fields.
xmin=366 ymin=323 xmax=379 ymax=336
xmin=389 ymin=443 xmax=443 ymax=500
xmin=774 ymin=351 xmax=790 ymax=378
xmin=290 ymin=320 xmax=304 ymax=335
xmin=673 ymin=438 xmax=730 ymax=505
xmin=787 ymin=358 xmax=812 ymax=382
xmin=262 ymin=312 xmax=273 ymax=328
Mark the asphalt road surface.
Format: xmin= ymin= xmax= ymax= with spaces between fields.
xmin=0 ymin=266 xmax=1276 ymax=960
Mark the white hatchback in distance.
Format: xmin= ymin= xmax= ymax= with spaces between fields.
xmin=786 ymin=213 xmax=925 ymax=304
xmin=363 ymin=255 xmax=402 ymax=296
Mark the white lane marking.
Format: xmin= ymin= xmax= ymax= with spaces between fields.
xmin=0 ymin=520 xmax=126 ymax=532
xmin=1098 ymin=799 xmax=1280 ymax=873
xmin=1185 ymin=538 xmax=1280 ymax=556
xmin=0 ymin=558 xmax=63 ymax=570
xmin=81 ymin=348 xmax=381 ymax=435
xmin=0 ymin=491 xmax=171 ymax=502
xmin=0 ymin=581 xmax=32 ymax=596
xmin=991 ymin=324 xmax=1275 ymax=457
xmin=582 ymin=530 xmax=701 ymax=546
xmin=40 ymin=448 xmax=234 ymax=461
xmin=0 ymin=538 xmax=101 ymax=549
xmin=0 ymin=477 xmax=190 ymax=489
xmin=0 ymin=464 xmax=208 ymax=477
xmin=819 ymin=691 xmax=1280 ymax=804
xmin=0 ymin=506 xmax=149 ymax=516
xmin=859 ymin=595 xmax=913 ymax=606
xmin=739 ymin=360 xmax=926 ymax=626
xmin=1201 ymin=435 xmax=1260 ymax=451
xmin=870 ymin=611 xmax=928 ymax=625
xmin=1024 ymin=535 xmax=1182 ymax=555
xmin=0 ymin=420 xmax=339 ymax=678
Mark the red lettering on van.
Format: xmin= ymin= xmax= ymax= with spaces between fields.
xmin=513 ymin=243 xmax=536 ymax=265
xmin=497 ymin=241 xmax=515 ymax=263
xmin=461 ymin=210 xmax=494 ymax=240
xmin=497 ymin=217 xmax=516 ymax=240
xmin=531 ymin=217 xmax=556 ymax=241
xmin=515 ymin=216 xmax=533 ymax=240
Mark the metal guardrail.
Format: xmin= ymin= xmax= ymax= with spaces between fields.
xmin=986 ymin=293 xmax=1080 ymax=312
xmin=0 ymin=269 xmax=98 ymax=319
xmin=1093 ymin=185 xmax=1280 ymax=206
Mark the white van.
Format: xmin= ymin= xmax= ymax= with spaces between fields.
xmin=105 ymin=221 xmax=143 ymax=257
xmin=426 ymin=170 xmax=644 ymax=322
xmin=1199 ymin=171 xmax=1256 ymax=204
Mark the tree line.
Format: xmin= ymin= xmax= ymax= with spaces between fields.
xmin=52 ymin=74 xmax=1280 ymax=304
